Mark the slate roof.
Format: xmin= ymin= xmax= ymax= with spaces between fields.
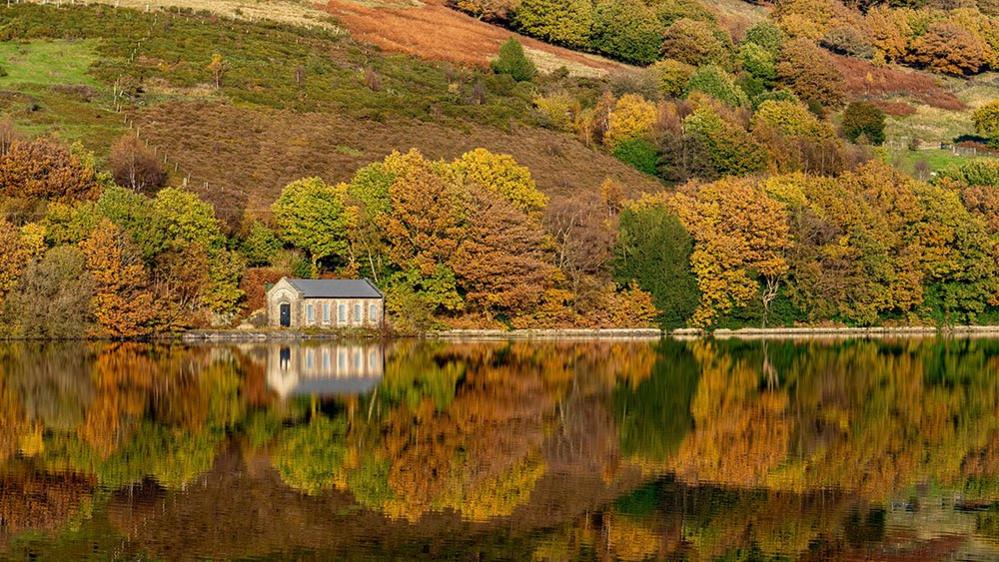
xmin=287 ymin=278 xmax=383 ymax=299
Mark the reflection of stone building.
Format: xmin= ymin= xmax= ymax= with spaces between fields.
xmin=266 ymin=345 xmax=384 ymax=398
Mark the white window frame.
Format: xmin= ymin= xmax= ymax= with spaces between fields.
xmin=338 ymin=303 xmax=346 ymax=324
xmin=353 ymin=303 xmax=362 ymax=325
xmin=369 ymin=303 xmax=378 ymax=323
xmin=306 ymin=304 xmax=314 ymax=324
xmin=322 ymin=303 xmax=330 ymax=324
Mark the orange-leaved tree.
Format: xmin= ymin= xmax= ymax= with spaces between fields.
xmin=80 ymin=219 xmax=157 ymax=338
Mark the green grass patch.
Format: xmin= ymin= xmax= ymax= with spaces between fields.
xmin=882 ymin=147 xmax=994 ymax=177
xmin=0 ymin=39 xmax=99 ymax=86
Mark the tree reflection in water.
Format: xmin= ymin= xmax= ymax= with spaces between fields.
xmin=0 ymin=338 xmax=996 ymax=560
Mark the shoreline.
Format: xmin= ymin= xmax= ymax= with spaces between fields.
xmin=9 ymin=325 xmax=999 ymax=343
xmin=180 ymin=325 xmax=999 ymax=343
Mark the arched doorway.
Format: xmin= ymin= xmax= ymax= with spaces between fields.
xmin=280 ymin=303 xmax=291 ymax=327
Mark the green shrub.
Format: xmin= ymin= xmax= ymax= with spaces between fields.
xmin=683 ymin=107 xmax=768 ymax=176
xmin=647 ymin=59 xmax=694 ymax=98
xmin=612 ymin=137 xmax=659 ymax=175
xmin=743 ymin=21 xmax=785 ymax=55
xmin=753 ymin=99 xmax=831 ymax=139
xmin=738 ymin=42 xmax=776 ymax=83
xmin=491 ymin=38 xmax=537 ymax=82
xmin=841 ymin=101 xmax=886 ymax=145
xmin=684 ymin=65 xmax=747 ymax=107
xmin=751 ymin=88 xmax=800 ymax=109
xmin=937 ymin=159 xmax=999 ymax=186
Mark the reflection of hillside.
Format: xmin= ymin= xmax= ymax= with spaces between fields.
xmin=0 ymin=462 xmax=94 ymax=549
xmin=104 ymin=445 xmax=648 ymax=560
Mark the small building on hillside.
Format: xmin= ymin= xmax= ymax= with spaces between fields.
xmin=266 ymin=278 xmax=384 ymax=329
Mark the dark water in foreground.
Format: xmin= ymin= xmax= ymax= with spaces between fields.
xmin=0 ymin=338 xmax=997 ymax=561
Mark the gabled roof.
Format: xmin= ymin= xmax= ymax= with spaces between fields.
xmin=286 ymin=278 xmax=383 ymax=299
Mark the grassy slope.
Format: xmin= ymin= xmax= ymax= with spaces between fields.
xmin=879 ymin=73 xmax=999 ymax=174
xmin=0 ymin=3 xmax=662 ymax=223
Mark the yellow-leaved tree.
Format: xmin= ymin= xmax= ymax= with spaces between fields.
xmin=671 ymin=178 xmax=791 ymax=327
xmin=604 ymin=94 xmax=658 ymax=149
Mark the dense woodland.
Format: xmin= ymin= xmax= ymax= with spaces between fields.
xmin=4 ymin=0 xmax=999 ymax=335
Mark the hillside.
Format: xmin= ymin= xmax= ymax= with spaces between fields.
xmin=6 ymin=0 xmax=999 ymax=336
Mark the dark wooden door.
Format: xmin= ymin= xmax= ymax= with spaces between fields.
xmin=280 ymin=303 xmax=291 ymax=327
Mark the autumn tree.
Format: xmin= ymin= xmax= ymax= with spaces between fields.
xmin=907 ymin=22 xmax=989 ymax=76
xmin=80 ymin=219 xmax=157 ymax=338
xmin=684 ymin=65 xmax=748 ymax=107
xmin=841 ymin=101 xmax=886 ymax=145
xmin=207 ymin=53 xmax=227 ymax=89
xmin=0 ymin=220 xmax=34 ymax=315
xmin=3 ymin=245 xmax=95 ymax=338
xmin=647 ymin=59 xmax=695 ymax=98
xmin=589 ymin=0 xmax=664 ymax=64
xmin=972 ymin=99 xmax=999 ymax=147
xmin=0 ymin=138 xmax=100 ymax=201
xmin=450 ymin=148 xmax=547 ymax=216
xmin=865 ymin=5 xmax=911 ymax=62
xmin=605 ymin=94 xmax=659 ymax=148
xmin=671 ymin=178 xmax=791 ymax=327
xmin=272 ymin=177 xmax=354 ymax=273
xmin=381 ymin=150 xmax=467 ymax=275
xmin=682 ymin=107 xmax=769 ymax=177
xmin=661 ymin=18 xmax=732 ymax=67
xmin=450 ymin=188 xmax=559 ymax=319
xmin=515 ymin=0 xmax=593 ymax=48
xmin=776 ymin=38 xmax=846 ymax=108
xmin=108 ymin=134 xmax=167 ymax=193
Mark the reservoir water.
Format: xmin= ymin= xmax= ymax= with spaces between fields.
xmin=0 ymin=338 xmax=997 ymax=560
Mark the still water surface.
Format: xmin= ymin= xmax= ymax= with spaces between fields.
xmin=0 ymin=338 xmax=997 ymax=561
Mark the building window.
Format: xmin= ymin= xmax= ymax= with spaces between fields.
xmin=369 ymin=303 xmax=378 ymax=323
xmin=338 ymin=303 xmax=346 ymax=323
xmin=323 ymin=303 xmax=330 ymax=324
xmin=306 ymin=304 xmax=314 ymax=324
xmin=354 ymin=303 xmax=362 ymax=324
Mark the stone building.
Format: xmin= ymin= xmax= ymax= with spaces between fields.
xmin=266 ymin=278 xmax=384 ymax=329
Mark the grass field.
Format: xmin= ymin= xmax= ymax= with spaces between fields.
xmin=884 ymin=148 xmax=987 ymax=178
xmin=0 ymin=40 xmax=98 ymax=86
